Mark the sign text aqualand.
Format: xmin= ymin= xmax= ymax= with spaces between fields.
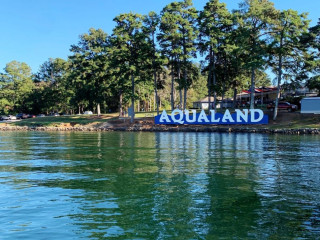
xmin=155 ymin=109 xmax=268 ymax=125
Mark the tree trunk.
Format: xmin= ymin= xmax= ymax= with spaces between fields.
xmin=182 ymin=33 xmax=188 ymax=110
xmin=154 ymin=68 xmax=159 ymax=115
xmin=250 ymin=67 xmax=255 ymax=109
xmin=97 ymin=103 xmax=101 ymax=116
xmin=222 ymin=54 xmax=228 ymax=109
xmin=273 ymin=33 xmax=284 ymax=121
xmin=153 ymin=92 xmax=156 ymax=111
xmin=273 ymin=54 xmax=283 ymax=120
xmin=183 ymin=86 xmax=187 ymax=110
xmin=221 ymin=81 xmax=225 ymax=109
xmin=212 ymin=52 xmax=217 ymax=109
xmin=183 ymin=63 xmax=187 ymax=110
xmin=131 ymin=73 xmax=135 ymax=123
xmin=119 ymin=91 xmax=123 ymax=117
xmin=233 ymin=88 xmax=237 ymax=108
xmin=178 ymin=61 xmax=182 ymax=109
xmin=208 ymin=47 xmax=213 ymax=110
xmin=171 ymin=60 xmax=175 ymax=111
xmin=152 ymin=30 xmax=159 ymax=115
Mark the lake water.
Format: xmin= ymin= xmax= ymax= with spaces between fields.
xmin=0 ymin=131 xmax=320 ymax=239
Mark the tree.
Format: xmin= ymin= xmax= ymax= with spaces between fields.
xmin=237 ymin=0 xmax=278 ymax=109
xmin=198 ymin=0 xmax=233 ymax=109
xmin=302 ymin=19 xmax=320 ymax=96
xmin=69 ymin=28 xmax=111 ymax=115
xmin=178 ymin=0 xmax=198 ymax=109
xmin=158 ymin=0 xmax=198 ymax=110
xmin=110 ymin=13 xmax=151 ymax=122
xmin=143 ymin=11 xmax=162 ymax=115
xmin=158 ymin=3 xmax=181 ymax=110
xmin=0 ymin=61 xmax=34 ymax=113
xmin=306 ymin=77 xmax=320 ymax=95
xmin=187 ymin=63 xmax=208 ymax=107
xmin=269 ymin=9 xmax=309 ymax=120
xmin=34 ymin=58 xmax=73 ymax=114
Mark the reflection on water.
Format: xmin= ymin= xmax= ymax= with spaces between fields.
xmin=0 ymin=131 xmax=320 ymax=239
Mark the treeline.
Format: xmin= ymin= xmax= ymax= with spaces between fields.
xmin=1 ymin=0 xmax=319 ymax=120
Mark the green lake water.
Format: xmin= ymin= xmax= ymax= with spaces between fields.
xmin=0 ymin=131 xmax=320 ymax=239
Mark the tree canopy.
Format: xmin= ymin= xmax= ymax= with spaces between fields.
xmin=0 ymin=0 xmax=318 ymax=119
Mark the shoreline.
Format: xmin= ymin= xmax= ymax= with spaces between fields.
xmin=0 ymin=125 xmax=319 ymax=135
xmin=0 ymin=112 xmax=319 ymax=135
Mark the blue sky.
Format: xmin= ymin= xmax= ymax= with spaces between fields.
xmin=0 ymin=0 xmax=319 ymax=73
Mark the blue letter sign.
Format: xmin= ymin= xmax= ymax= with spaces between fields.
xmin=154 ymin=109 xmax=268 ymax=125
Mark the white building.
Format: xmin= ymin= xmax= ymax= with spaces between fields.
xmin=301 ymin=97 xmax=320 ymax=114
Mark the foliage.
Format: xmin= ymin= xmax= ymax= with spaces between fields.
xmin=33 ymin=58 xmax=72 ymax=114
xmin=306 ymin=76 xmax=320 ymax=95
xmin=158 ymin=0 xmax=198 ymax=109
xmin=0 ymin=0 xmax=319 ymax=117
xmin=69 ymin=28 xmax=112 ymax=114
xmin=237 ymin=0 xmax=278 ymax=108
xmin=0 ymin=61 xmax=34 ymax=114
xmin=269 ymin=9 xmax=309 ymax=119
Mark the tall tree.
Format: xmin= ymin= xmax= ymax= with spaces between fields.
xmin=237 ymin=0 xmax=278 ymax=109
xmin=34 ymin=58 xmax=72 ymax=114
xmin=158 ymin=0 xmax=198 ymax=110
xmin=0 ymin=61 xmax=34 ymax=113
xmin=111 ymin=13 xmax=150 ymax=122
xmin=179 ymin=0 xmax=198 ymax=109
xmin=301 ymin=19 xmax=320 ymax=96
xmin=69 ymin=28 xmax=111 ymax=115
xmin=198 ymin=0 xmax=233 ymax=109
xmin=269 ymin=10 xmax=309 ymax=119
xmin=158 ymin=2 xmax=183 ymax=110
xmin=143 ymin=11 xmax=162 ymax=115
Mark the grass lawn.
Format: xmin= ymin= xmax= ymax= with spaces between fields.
xmin=0 ymin=113 xmax=118 ymax=127
xmin=268 ymin=115 xmax=320 ymax=129
xmin=0 ymin=111 xmax=319 ymax=129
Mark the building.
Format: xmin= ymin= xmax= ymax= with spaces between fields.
xmin=283 ymin=83 xmax=318 ymax=97
xmin=301 ymin=97 xmax=320 ymax=114
xmin=193 ymin=97 xmax=215 ymax=109
xmin=193 ymin=97 xmax=233 ymax=109
xmin=236 ymin=87 xmax=278 ymax=106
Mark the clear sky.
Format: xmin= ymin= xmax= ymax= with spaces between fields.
xmin=0 ymin=0 xmax=319 ymax=73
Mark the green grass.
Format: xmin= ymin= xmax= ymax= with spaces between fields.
xmin=1 ymin=111 xmax=319 ymax=130
xmin=2 ymin=114 xmax=118 ymax=127
xmin=268 ymin=117 xmax=320 ymax=129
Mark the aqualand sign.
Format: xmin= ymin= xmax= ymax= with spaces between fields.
xmin=155 ymin=109 xmax=268 ymax=125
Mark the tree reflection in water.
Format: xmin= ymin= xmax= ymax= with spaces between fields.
xmin=0 ymin=132 xmax=319 ymax=239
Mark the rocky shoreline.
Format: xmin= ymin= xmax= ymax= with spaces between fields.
xmin=0 ymin=125 xmax=319 ymax=135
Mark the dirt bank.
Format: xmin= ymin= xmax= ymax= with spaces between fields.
xmin=0 ymin=112 xmax=319 ymax=134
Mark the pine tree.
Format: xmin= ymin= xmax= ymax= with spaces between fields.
xmin=110 ymin=13 xmax=151 ymax=122
xmin=143 ymin=11 xmax=163 ymax=115
xmin=237 ymin=0 xmax=278 ymax=109
xmin=198 ymin=0 xmax=233 ymax=109
xmin=301 ymin=19 xmax=320 ymax=96
xmin=159 ymin=0 xmax=197 ymax=110
xmin=269 ymin=9 xmax=309 ymax=119
xmin=69 ymin=28 xmax=111 ymax=115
